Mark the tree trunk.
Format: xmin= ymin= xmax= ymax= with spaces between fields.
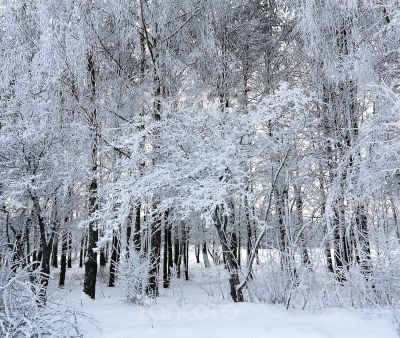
xmin=195 ymin=244 xmax=200 ymax=263
xmin=25 ymin=215 xmax=31 ymax=265
xmin=83 ymin=51 xmax=99 ymax=300
xmin=237 ymin=230 xmax=241 ymax=267
xmin=79 ymin=233 xmax=85 ymax=268
xmin=294 ymin=185 xmax=311 ymax=267
xmin=202 ymin=243 xmax=211 ymax=268
xmin=126 ymin=206 xmax=133 ymax=257
xmin=356 ymin=204 xmax=372 ymax=280
xmin=163 ymin=223 xmax=169 ymax=288
xmin=84 ymin=214 xmax=98 ymax=298
xmin=100 ymin=246 xmax=106 ymax=267
xmin=108 ymin=230 xmax=120 ymax=287
xmin=183 ymin=226 xmax=189 ymax=281
xmin=146 ymin=216 xmax=161 ymax=297
xmin=67 ymin=232 xmax=72 ymax=268
xmin=134 ymin=204 xmax=141 ymax=252
xmin=333 ymin=201 xmax=346 ymax=283
xmin=31 ymin=194 xmax=53 ymax=303
xmin=59 ymin=232 xmax=68 ymax=287
xmin=214 ymin=206 xmax=244 ymax=302
xmin=168 ymin=223 xmax=173 ymax=274
xmin=174 ymin=227 xmax=181 ymax=277
xmin=51 ymin=235 xmax=58 ymax=268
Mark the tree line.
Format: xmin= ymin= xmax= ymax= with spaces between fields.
xmin=1 ymin=0 xmax=400 ymax=307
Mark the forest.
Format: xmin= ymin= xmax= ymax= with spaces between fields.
xmin=1 ymin=0 xmax=400 ymax=337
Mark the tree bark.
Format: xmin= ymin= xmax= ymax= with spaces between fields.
xmin=214 ymin=206 xmax=244 ymax=302
xmin=100 ymin=246 xmax=106 ymax=267
xmin=59 ymin=231 xmax=68 ymax=287
xmin=163 ymin=223 xmax=169 ymax=288
xmin=202 ymin=243 xmax=211 ymax=268
xmin=195 ymin=244 xmax=200 ymax=263
xmin=31 ymin=194 xmax=54 ymax=303
xmin=108 ymin=230 xmax=120 ymax=287
xmin=174 ymin=226 xmax=181 ymax=277
xmin=183 ymin=225 xmax=189 ymax=281
xmin=51 ymin=235 xmax=58 ymax=268
xmin=146 ymin=215 xmax=161 ymax=297
xmin=67 ymin=232 xmax=72 ymax=268
xmin=356 ymin=204 xmax=372 ymax=280
xmin=79 ymin=233 xmax=85 ymax=268
xmin=83 ymin=51 xmax=99 ymax=299
xmin=134 ymin=204 xmax=141 ymax=252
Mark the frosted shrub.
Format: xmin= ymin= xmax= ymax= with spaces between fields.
xmin=248 ymin=259 xmax=291 ymax=305
xmin=0 ymin=256 xmax=81 ymax=337
xmin=116 ymin=250 xmax=149 ymax=304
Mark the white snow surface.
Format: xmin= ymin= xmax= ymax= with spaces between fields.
xmin=50 ymin=264 xmax=398 ymax=338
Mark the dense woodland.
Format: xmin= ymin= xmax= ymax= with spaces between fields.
xmin=1 ymin=0 xmax=400 ymax=336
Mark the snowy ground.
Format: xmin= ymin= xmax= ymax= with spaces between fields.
xmin=49 ymin=263 xmax=398 ymax=338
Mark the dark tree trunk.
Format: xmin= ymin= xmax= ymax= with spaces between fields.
xmin=195 ymin=244 xmax=200 ymax=263
xmin=37 ymin=250 xmax=43 ymax=269
xmin=231 ymin=232 xmax=238 ymax=262
xmin=134 ymin=204 xmax=141 ymax=252
xmin=146 ymin=217 xmax=161 ymax=297
xmin=163 ymin=210 xmax=172 ymax=288
xmin=356 ymin=204 xmax=372 ymax=280
xmin=275 ymin=185 xmax=290 ymax=273
xmin=174 ymin=229 xmax=181 ymax=277
xmin=40 ymin=240 xmax=53 ymax=302
xmin=168 ymin=223 xmax=173 ymax=274
xmin=51 ymin=235 xmax=58 ymax=268
xmin=25 ymin=216 xmax=31 ymax=265
xmin=31 ymin=195 xmax=53 ymax=303
xmin=237 ymin=230 xmax=241 ymax=267
xmin=177 ymin=249 xmax=182 ymax=278
xmin=174 ymin=239 xmax=179 ymax=267
xmin=319 ymin=167 xmax=334 ymax=274
xmin=84 ymin=216 xmax=98 ymax=299
xmin=252 ymin=217 xmax=260 ymax=266
xmin=245 ymin=198 xmax=254 ymax=278
xmin=183 ymin=227 xmax=189 ymax=281
xmin=295 ymin=185 xmax=311 ymax=267
xmin=32 ymin=250 xmax=38 ymax=270
xmin=255 ymin=247 xmax=260 ymax=265
xmin=126 ymin=206 xmax=133 ymax=257
xmin=83 ymin=51 xmax=99 ymax=300
xmin=100 ymin=247 xmax=106 ymax=267
xmin=67 ymin=232 xmax=72 ymax=268
xmin=246 ymin=209 xmax=252 ymax=259
xmin=333 ymin=203 xmax=346 ymax=283
xmin=108 ymin=230 xmax=120 ymax=287
xmin=163 ymin=224 xmax=169 ymax=288
xmin=11 ymin=233 xmax=24 ymax=272
xmin=214 ymin=206 xmax=244 ymax=302
xmin=59 ymin=232 xmax=68 ymax=287
xmin=79 ymin=234 xmax=85 ymax=268
xmin=105 ymin=243 xmax=109 ymax=262
xmin=325 ymin=242 xmax=334 ymax=273
xmin=202 ymin=243 xmax=211 ymax=268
